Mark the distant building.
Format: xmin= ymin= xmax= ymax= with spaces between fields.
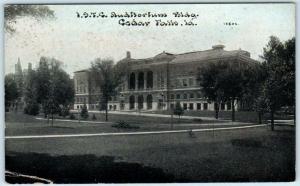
xmin=74 ymin=45 xmax=258 ymax=111
xmin=11 ymin=58 xmax=33 ymax=110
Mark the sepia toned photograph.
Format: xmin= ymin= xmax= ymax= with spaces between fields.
xmin=4 ymin=3 xmax=295 ymax=183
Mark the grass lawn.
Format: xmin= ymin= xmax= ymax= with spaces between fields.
xmin=5 ymin=113 xmax=295 ymax=183
xmin=5 ymin=112 xmax=259 ymax=137
xmin=5 ymin=112 xmax=295 ymax=183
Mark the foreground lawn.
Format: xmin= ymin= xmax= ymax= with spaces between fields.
xmin=5 ymin=124 xmax=295 ymax=183
xmin=6 ymin=112 xmax=251 ymax=136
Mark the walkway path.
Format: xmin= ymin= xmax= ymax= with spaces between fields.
xmin=35 ymin=117 xmax=111 ymax=124
xmin=35 ymin=117 xmax=251 ymax=126
xmin=6 ymin=124 xmax=268 ymax=139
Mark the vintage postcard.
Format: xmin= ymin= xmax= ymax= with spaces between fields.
xmin=4 ymin=3 xmax=295 ymax=183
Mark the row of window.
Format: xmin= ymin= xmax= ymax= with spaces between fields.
xmin=170 ymin=92 xmax=201 ymax=100
xmin=129 ymin=71 xmax=153 ymax=90
xmin=170 ymin=102 xmax=208 ymax=110
xmin=170 ymin=102 xmax=232 ymax=111
xmin=76 ymin=101 xmax=232 ymax=111
xmin=109 ymin=105 xmax=117 ymax=110
xmin=76 ymin=97 xmax=88 ymax=103
xmin=76 ymin=85 xmax=88 ymax=93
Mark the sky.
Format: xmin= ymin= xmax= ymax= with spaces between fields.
xmin=4 ymin=3 xmax=295 ymax=76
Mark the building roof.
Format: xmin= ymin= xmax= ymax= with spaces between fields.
xmin=74 ymin=45 xmax=257 ymax=74
xmin=74 ymin=69 xmax=90 ymax=73
xmin=120 ymin=45 xmax=255 ymax=65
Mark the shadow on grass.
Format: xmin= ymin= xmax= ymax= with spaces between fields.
xmin=231 ymin=139 xmax=263 ymax=148
xmin=6 ymin=152 xmax=177 ymax=183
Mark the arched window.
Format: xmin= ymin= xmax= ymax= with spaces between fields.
xmin=146 ymin=71 xmax=153 ymax=89
xmin=129 ymin=95 xmax=135 ymax=109
xmin=146 ymin=94 xmax=153 ymax=110
xmin=120 ymin=100 xmax=125 ymax=110
xmin=129 ymin=73 xmax=136 ymax=90
xmin=138 ymin=72 xmax=144 ymax=90
xmin=138 ymin=95 xmax=144 ymax=109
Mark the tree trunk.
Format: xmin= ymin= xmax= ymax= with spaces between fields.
xmin=215 ymin=103 xmax=219 ymax=119
xmin=271 ymin=109 xmax=275 ymax=131
xmin=258 ymin=112 xmax=262 ymax=124
xmin=105 ymin=98 xmax=108 ymax=121
xmin=231 ymin=99 xmax=235 ymax=122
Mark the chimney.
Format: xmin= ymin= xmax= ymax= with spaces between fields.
xmin=212 ymin=45 xmax=225 ymax=50
xmin=28 ymin=63 xmax=32 ymax=71
xmin=126 ymin=51 xmax=131 ymax=59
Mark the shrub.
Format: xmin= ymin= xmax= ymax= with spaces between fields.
xmin=60 ymin=106 xmax=70 ymax=118
xmin=24 ymin=102 xmax=39 ymax=116
xmin=69 ymin=113 xmax=76 ymax=120
xmin=80 ymin=103 xmax=89 ymax=119
xmin=111 ymin=121 xmax=140 ymax=129
xmin=173 ymin=102 xmax=184 ymax=118
xmin=92 ymin=114 xmax=97 ymax=120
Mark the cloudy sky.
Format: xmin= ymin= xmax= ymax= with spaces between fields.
xmin=5 ymin=3 xmax=295 ymax=76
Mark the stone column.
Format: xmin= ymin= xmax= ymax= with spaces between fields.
xmin=124 ymin=75 xmax=129 ymax=91
xmin=135 ymin=72 xmax=138 ymax=90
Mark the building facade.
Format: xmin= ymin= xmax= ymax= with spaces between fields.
xmin=74 ymin=45 xmax=258 ymax=112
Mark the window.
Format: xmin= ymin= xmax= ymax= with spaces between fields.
xmin=190 ymin=93 xmax=194 ymax=99
xmin=129 ymin=95 xmax=135 ymax=109
xmin=109 ymin=105 xmax=112 ymax=110
xmin=183 ymin=103 xmax=187 ymax=110
xmin=197 ymin=103 xmax=201 ymax=110
xmin=176 ymin=94 xmax=181 ymax=99
xmin=183 ymin=94 xmax=187 ymax=99
xmin=138 ymin=72 xmax=144 ymax=90
xmin=214 ymin=103 xmax=218 ymax=111
xmin=189 ymin=103 xmax=194 ymax=110
xmin=146 ymin=71 xmax=153 ymax=88
xmin=113 ymin=105 xmax=117 ymax=110
xmin=221 ymin=103 xmax=225 ymax=110
xmin=129 ymin=73 xmax=136 ymax=90
xmin=227 ymin=102 xmax=232 ymax=110
xmin=120 ymin=100 xmax=125 ymax=110
xmin=182 ymin=79 xmax=188 ymax=87
xmin=203 ymin=103 xmax=208 ymax=110
xmin=138 ymin=95 xmax=144 ymax=109
xmin=147 ymin=95 xmax=153 ymax=109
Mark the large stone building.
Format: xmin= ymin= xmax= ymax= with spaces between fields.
xmin=74 ymin=45 xmax=258 ymax=112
